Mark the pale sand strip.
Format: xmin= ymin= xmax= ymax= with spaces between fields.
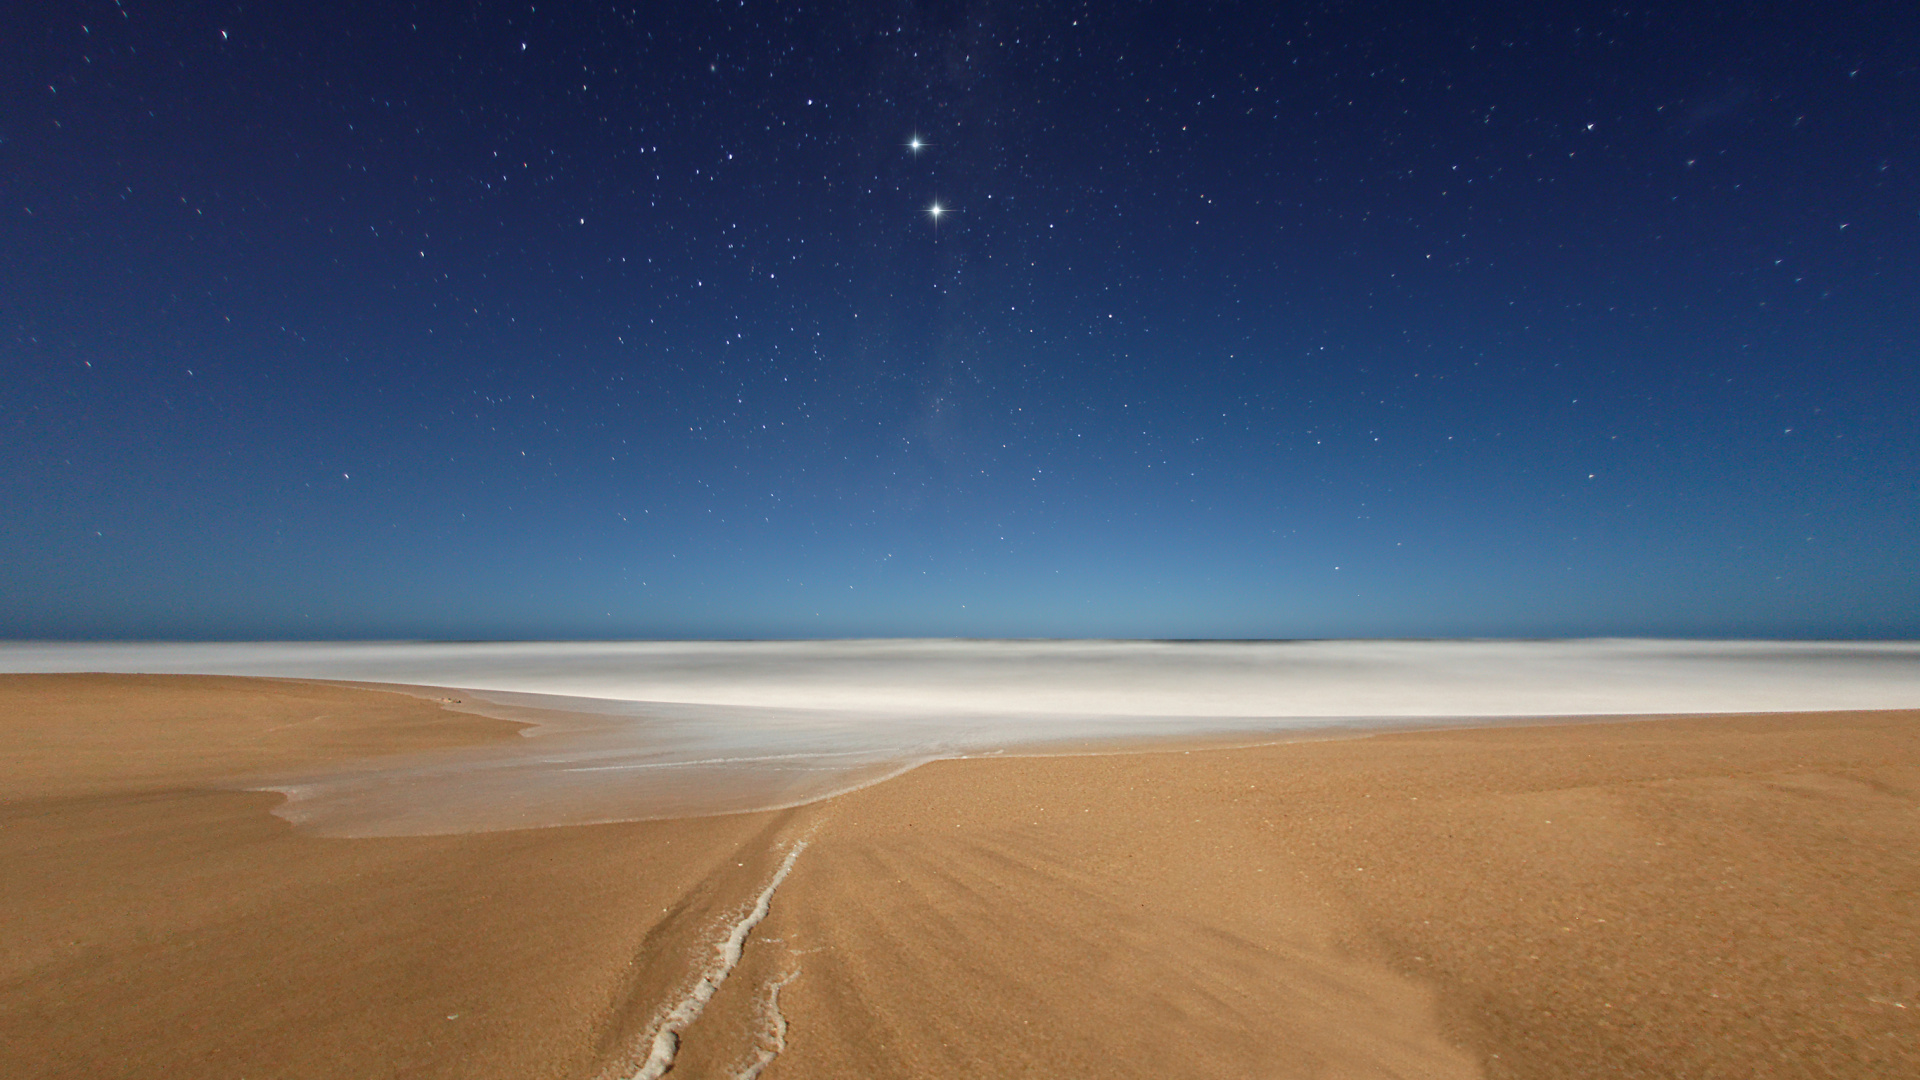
xmin=4 ymin=675 xmax=1917 ymax=1079
xmin=0 ymin=673 xmax=531 ymax=799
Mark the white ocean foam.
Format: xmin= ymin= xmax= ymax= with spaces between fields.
xmin=5 ymin=639 xmax=1917 ymax=834
xmin=4 ymin=638 xmax=1918 ymax=717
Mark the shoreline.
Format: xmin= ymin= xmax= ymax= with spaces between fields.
xmin=279 ymin=675 xmax=1920 ymax=837
xmin=4 ymin=673 xmax=1916 ymax=1078
xmin=240 ymin=674 xmax=1920 ymax=836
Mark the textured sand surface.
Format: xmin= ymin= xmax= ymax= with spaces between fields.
xmin=0 ymin=675 xmax=801 ymax=1080
xmin=724 ymin=711 xmax=1920 ymax=1080
xmin=4 ymin=674 xmax=1917 ymax=1079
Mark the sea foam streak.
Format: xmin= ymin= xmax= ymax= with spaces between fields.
xmin=629 ymin=841 xmax=807 ymax=1080
xmin=733 ymin=969 xmax=799 ymax=1080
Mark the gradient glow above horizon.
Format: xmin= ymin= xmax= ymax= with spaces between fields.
xmin=4 ymin=1 xmax=1916 ymax=640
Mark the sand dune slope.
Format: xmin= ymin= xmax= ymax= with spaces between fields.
xmin=744 ymin=821 xmax=1477 ymax=1079
xmin=682 ymin=712 xmax=1920 ymax=1080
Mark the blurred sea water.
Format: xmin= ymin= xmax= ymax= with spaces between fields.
xmin=6 ymin=639 xmax=1917 ymax=835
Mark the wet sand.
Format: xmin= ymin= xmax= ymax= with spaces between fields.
xmin=3 ymin=675 xmax=1917 ymax=1078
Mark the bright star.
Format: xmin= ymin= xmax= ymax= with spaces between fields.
xmin=906 ymin=133 xmax=927 ymax=154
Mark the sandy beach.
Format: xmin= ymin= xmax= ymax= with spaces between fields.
xmin=3 ymin=674 xmax=1916 ymax=1078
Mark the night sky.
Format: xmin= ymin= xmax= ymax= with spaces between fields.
xmin=4 ymin=1 xmax=1916 ymax=641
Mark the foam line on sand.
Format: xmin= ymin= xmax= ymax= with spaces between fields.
xmin=629 ymin=841 xmax=808 ymax=1080
xmin=733 ymin=970 xmax=800 ymax=1080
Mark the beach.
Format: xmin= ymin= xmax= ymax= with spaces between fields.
xmin=3 ymin=673 xmax=1917 ymax=1078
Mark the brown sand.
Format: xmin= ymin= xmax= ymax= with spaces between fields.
xmin=725 ymin=710 xmax=1920 ymax=1080
xmin=3 ymin=675 xmax=1917 ymax=1079
xmin=0 ymin=675 xmax=805 ymax=1080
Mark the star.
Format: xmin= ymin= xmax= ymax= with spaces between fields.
xmin=906 ymin=133 xmax=927 ymax=154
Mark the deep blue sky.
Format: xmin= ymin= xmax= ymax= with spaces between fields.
xmin=4 ymin=1 xmax=1916 ymax=640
